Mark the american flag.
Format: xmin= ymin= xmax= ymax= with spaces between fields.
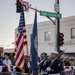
xmin=15 ymin=8 xmax=27 ymax=72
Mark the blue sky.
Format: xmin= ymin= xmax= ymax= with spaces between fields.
xmin=0 ymin=0 xmax=75 ymax=49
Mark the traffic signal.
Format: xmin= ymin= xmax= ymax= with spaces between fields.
xmin=16 ymin=0 xmax=22 ymax=13
xmin=58 ymin=33 xmax=64 ymax=46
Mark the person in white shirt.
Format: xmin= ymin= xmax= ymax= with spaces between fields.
xmin=3 ymin=54 xmax=12 ymax=72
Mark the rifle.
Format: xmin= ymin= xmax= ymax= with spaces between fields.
xmin=58 ymin=48 xmax=67 ymax=58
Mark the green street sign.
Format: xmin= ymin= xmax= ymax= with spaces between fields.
xmin=40 ymin=11 xmax=62 ymax=18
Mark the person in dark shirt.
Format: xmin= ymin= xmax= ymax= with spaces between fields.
xmin=46 ymin=50 xmax=64 ymax=74
xmin=24 ymin=55 xmax=31 ymax=75
xmin=39 ymin=52 xmax=49 ymax=75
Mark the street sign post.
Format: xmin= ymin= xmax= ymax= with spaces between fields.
xmin=40 ymin=11 xmax=61 ymax=18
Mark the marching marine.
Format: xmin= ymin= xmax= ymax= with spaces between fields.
xmin=39 ymin=52 xmax=49 ymax=75
xmin=46 ymin=50 xmax=64 ymax=75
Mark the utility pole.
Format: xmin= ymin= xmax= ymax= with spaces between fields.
xmin=55 ymin=0 xmax=60 ymax=52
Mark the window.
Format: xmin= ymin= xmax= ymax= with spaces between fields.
xmin=71 ymin=28 xmax=75 ymax=39
xmin=45 ymin=32 xmax=50 ymax=41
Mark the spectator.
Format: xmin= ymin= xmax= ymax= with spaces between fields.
xmin=24 ymin=54 xmax=31 ymax=74
xmin=69 ymin=57 xmax=75 ymax=66
xmin=3 ymin=54 xmax=12 ymax=72
xmin=64 ymin=57 xmax=70 ymax=66
xmin=9 ymin=53 xmax=15 ymax=65
xmin=0 ymin=57 xmax=4 ymax=66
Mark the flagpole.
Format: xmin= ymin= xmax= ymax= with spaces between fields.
xmin=36 ymin=9 xmax=39 ymax=75
xmin=35 ymin=9 xmax=39 ymax=75
xmin=26 ymin=43 xmax=29 ymax=56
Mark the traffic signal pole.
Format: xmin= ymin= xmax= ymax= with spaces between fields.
xmin=21 ymin=1 xmax=61 ymax=52
xmin=55 ymin=0 xmax=60 ymax=52
xmin=29 ymin=3 xmax=61 ymax=52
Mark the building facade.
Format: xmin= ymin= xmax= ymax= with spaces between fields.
xmin=4 ymin=16 xmax=75 ymax=57
xmin=26 ymin=16 xmax=75 ymax=57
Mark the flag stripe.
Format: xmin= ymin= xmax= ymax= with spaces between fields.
xmin=24 ymin=35 xmax=27 ymax=38
xmin=18 ymin=54 xmax=24 ymax=66
xmin=16 ymin=47 xmax=23 ymax=65
xmin=16 ymin=38 xmax=23 ymax=60
xmin=16 ymin=34 xmax=22 ymax=46
xmin=20 ymin=59 xmax=24 ymax=68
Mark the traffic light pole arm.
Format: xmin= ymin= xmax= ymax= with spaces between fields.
xmin=29 ymin=6 xmax=56 ymax=25
xmin=47 ymin=17 xmax=56 ymax=25
xmin=29 ymin=6 xmax=40 ymax=12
